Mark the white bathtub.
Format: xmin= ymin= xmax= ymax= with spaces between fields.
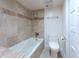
xmin=9 ymin=38 xmax=44 ymax=58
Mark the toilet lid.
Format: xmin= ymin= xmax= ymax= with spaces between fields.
xmin=49 ymin=42 xmax=59 ymax=49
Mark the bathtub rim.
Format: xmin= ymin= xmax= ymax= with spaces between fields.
xmin=26 ymin=39 xmax=44 ymax=58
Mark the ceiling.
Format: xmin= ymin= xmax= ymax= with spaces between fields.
xmin=17 ymin=0 xmax=64 ymax=10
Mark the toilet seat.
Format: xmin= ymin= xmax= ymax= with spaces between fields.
xmin=49 ymin=42 xmax=59 ymax=50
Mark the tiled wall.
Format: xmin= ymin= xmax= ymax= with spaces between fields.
xmin=32 ymin=9 xmax=44 ymax=38
xmin=0 ymin=0 xmax=33 ymax=47
xmin=0 ymin=0 xmax=44 ymax=47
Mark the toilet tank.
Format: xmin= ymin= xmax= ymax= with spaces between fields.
xmin=48 ymin=35 xmax=59 ymax=43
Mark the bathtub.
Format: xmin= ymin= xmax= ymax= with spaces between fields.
xmin=9 ymin=38 xmax=44 ymax=58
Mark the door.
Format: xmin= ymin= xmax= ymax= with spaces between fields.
xmin=69 ymin=0 xmax=79 ymax=57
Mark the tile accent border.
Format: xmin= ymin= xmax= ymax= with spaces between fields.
xmin=0 ymin=7 xmax=44 ymax=20
xmin=1 ymin=7 xmax=32 ymax=20
xmin=33 ymin=17 xmax=44 ymax=20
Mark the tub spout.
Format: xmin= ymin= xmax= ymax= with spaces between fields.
xmin=35 ymin=37 xmax=38 ymax=41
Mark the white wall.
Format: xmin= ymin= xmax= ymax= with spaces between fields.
xmin=44 ymin=6 xmax=63 ymax=48
xmin=62 ymin=0 xmax=70 ymax=57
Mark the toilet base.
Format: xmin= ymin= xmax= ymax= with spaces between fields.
xmin=49 ymin=49 xmax=58 ymax=58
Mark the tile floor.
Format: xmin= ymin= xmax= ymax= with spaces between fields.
xmin=40 ymin=48 xmax=63 ymax=58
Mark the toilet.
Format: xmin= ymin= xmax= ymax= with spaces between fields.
xmin=49 ymin=41 xmax=59 ymax=58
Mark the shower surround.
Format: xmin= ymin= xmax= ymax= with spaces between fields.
xmin=0 ymin=0 xmax=44 ymax=48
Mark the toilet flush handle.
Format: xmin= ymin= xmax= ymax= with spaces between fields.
xmin=62 ymin=37 xmax=66 ymax=40
xmin=62 ymin=38 xmax=64 ymax=40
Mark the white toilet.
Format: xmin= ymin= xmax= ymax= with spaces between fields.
xmin=49 ymin=41 xmax=59 ymax=58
